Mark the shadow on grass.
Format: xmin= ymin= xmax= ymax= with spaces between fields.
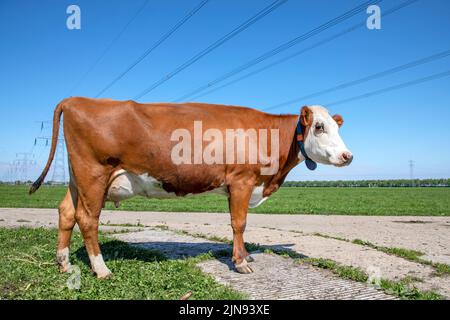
xmin=75 ymin=239 xmax=167 ymax=266
xmin=75 ymin=238 xmax=309 ymax=272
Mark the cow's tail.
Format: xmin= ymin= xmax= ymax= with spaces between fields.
xmin=29 ymin=102 xmax=64 ymax=195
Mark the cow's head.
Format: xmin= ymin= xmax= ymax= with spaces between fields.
xmin=299 ymin=105 xmax=353 ymax=167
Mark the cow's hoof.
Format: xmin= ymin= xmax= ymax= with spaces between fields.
xmin=95 ymin=270 xmax=113 ymax=279
xmin=245 ymin=255 xmax=255 ymax=263
xmin=235 ymin=260 xmax=254 ymax=274
xmin=91 ymin=265 xmax=112 ymax=279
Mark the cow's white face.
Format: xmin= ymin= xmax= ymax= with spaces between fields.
xmin=300 ymin=105 xmax=353 ymax=167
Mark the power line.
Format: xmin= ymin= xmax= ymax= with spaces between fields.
xmin=173 ymin=0 xmax=382 ymax=102
xmin=95 ymin=0 xmax=210 ymax=98
xmin=133 ymin=0 xmax=288 ymax=100
xmin=324 ymin=69 xmax=450 ymax=106
xmin=265 ymin=47 xmax=450 ymax=111
xmin=186 ymin=0 xmax=419 ymax=102
xmin=68 ymin=0 xmax=150 ymax=96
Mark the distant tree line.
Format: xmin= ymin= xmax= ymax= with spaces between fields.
xmin=1 ymin=179 xmax=449 ymax=188
xmin=0 ymin=181 xmax=68 ymax=186
xmin=283 ymin=179 xmax=450 ymax=187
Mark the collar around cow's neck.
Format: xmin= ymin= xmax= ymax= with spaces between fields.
xmin=296 ymin=119 xmax=317 ymax=171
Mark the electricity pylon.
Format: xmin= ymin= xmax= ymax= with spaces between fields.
xmin=35 ymin=132 xmax=67 ymax=184
xmin=13 ymin=153 xmax=36 ymax=182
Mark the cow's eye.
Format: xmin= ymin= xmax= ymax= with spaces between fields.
xmin=315 ymin=123 xmax=324 ymax=133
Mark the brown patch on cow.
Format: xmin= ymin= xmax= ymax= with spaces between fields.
xmin=263 ymin=183 xmax=279 ymax=197
xmin=300 ymin=106 xmax=314 ymax=142
xmin=332 ymin=114 xmax=344 ymax=127
xmin=300 ymin=106 xmax=313 ymax=127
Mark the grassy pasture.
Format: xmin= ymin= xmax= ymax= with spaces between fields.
xmin=0 ymin=227 xmax=242 ymax=300
xmin=0 ymin=184 xmax=449 ymax=215
xmin=0 ymin=227 xmax=444 ymax=300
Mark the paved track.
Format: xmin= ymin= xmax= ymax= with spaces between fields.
xmin=115 ymin=229 xmax=394 ymax=300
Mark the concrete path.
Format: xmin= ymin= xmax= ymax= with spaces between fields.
xmin=114 ymin=229 xmax=393 ymax=300
xmin=1 ymin=208 xmax=449 ymax=298
xmin=198 ymin=253 xmax=394 ymax=300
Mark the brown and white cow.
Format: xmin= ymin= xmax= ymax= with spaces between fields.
xmin=30 ymin=97 xmax=352 ymax=278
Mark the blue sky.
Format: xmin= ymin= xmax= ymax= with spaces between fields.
xmin=1 ymin=0 xmax=450 ymax=181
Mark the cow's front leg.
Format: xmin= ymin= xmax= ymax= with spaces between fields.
xmin=228 ymin=183 xmax=254 ymax=274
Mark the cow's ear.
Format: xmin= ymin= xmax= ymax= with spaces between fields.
xmin=332 ymin=114 xmax=344 ymax=127
xmin=300 ymin=106 xmax=313 ymax=127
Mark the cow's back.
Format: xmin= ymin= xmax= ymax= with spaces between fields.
xmin=62 ymin=97 xmax=297 ymax=195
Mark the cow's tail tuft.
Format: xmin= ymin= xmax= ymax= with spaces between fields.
xmin=29 ymin=102 xmax=64 ymax=195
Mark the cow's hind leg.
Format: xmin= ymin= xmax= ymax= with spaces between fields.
xmin=75 ymin=197 xmax=111 ymax=279
xmin=73 ymin=167 xmax=112 ymax=279
xmin=56 ymin=184 xmax=77 ymax=273
xmin=228 ymin=183 xmax=254 ymax=274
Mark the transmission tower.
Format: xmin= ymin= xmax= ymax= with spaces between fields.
xmin=5 ymin=162 xmax=13 ymax=182
xmin=35 ymin=132 xmax=67 ymax=184
xmin=409 ymin=160 xmax=415 ymax=186
xmin=13 ymin=153 xmax=36 ymax=182
xmin=52 ymin=133 xmax=66 ymax=183
xmin=34 ymin=118 xmax=68 ymax=184
xmin=0 ymin=162 xmax=12 ymax=182
xmin=7 ymin=163 xmax=14 ymax=182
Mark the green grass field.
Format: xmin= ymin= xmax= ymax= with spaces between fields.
xmin=0 ymin=227 xmax=243 ymax=299
xmin=1 ymin=185 xmax=449 ymax=215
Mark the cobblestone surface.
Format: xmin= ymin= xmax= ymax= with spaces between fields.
xmin=199 ymin=253 xmax=395 ymax=300
xmin=114 ymin=229 xmax=395 ymax=300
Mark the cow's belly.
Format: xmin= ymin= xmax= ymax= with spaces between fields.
xmin=248 ymin=185 xmax=268 ymax=208
xmin=106 ymin=170 xmax=267 ymax=208
xmin=106 ymin=170 xmax=229 ymax=203
xmin=106 ymin=170 xmax=173 ymax=202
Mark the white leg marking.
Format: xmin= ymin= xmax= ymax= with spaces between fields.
xmin=56 ymin=247 xmax=73 ymax=273
xmin=89 ymin=254 xmax=111 ymax=278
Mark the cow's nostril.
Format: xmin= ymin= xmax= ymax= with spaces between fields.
xmin=342 ymin=152 xmax=353 ymax=162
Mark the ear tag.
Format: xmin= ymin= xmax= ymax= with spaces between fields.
xmin=305 ymin=158 xmax=317 ymax=170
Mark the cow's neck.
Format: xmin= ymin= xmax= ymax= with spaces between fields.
xmin=262 ymin=116 xmax=301 ymax=197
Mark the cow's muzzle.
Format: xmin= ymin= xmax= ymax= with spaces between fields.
xmin=339 ymin=151 xmax=353 ymax=166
